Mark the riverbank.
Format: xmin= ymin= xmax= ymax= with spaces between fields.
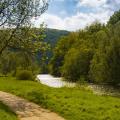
xmin=0 ymin=77 xmax=120 ymax=120
xmin=87 ymin=84 xmax=120 ymax=97
xmin=37 ymin=74 xmax=120 ymax=97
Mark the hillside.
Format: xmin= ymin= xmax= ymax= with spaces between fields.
xmin=45 ymin=28 xmax=70 ymax=47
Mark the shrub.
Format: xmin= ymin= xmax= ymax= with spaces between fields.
xmin=16 ymin=70 xmax=34 ymax=80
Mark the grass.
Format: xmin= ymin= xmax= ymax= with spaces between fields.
xmin=0 ymin=101 xmax=18 ymax=120
xmin=0 ymin=77 xmax=120 ymax=120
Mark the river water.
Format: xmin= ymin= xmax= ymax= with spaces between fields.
xmin=37 ymin=74 xmax=76 ymax=88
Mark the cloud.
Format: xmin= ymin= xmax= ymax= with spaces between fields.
xmin=65 ymin=11 xmax=111 ymax=30
xmin=32 ymin=0 xmax=120 ymax=31
xmin=77 ymin=0 xmax=120 ymax=11
xmin=77 ymin=0 xmax=107 ymax=8
xmin=33 ymin=14 xmax=65 ymax=30
xmin=33 ymin=10 xmax=111 ymax=31
xmin=106 ymin=0 xmax=120 ymax=11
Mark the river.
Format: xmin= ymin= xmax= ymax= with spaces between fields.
xmin=37 ymin=74 xmax=76 ymax=88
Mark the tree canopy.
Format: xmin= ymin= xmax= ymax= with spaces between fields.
xmin=0 ymin=0 xmax=49 ymax=27
xmin=0 ymin=0 xmax=49 ymax=54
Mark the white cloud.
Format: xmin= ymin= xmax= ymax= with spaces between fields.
xmin=77 ymin=0 xmax=107 ymax=8
xmin=33 ymin=10 xmax=112 ymax=31
xmin=34 ymin=14 xmax=65 ymax=30
xmin=64 ymin=11 xmax=110 ymax=30
xmin=32 ymin=0 xmax=119 ymax=31
xmin=77 ymin=0 xmax=120 ymax=11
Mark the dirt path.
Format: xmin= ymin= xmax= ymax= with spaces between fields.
xmin=0 ymin=91 xmax=65 ymax=120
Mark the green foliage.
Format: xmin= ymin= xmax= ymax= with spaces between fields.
xmin=49 ymin=33 xmax=77 ymax=76
xmin=11 ymin=24 xmax=49 ymax=54
xmin=108 ymin=10 xmax=120 ymax=25
xmin=89 ymin=49 xmax=110 ymax=83
xmin=0 ymin=51 xmax=18 ymax=76
xmin=62 ymin=47 xmax=93 ymax=82
xmin=16 ymin=70 xmax=34 ymax=80
xmin=90 ymin=22 xmax=120 ymax=85
xmin=45 ymin=29 xmax=69 ymax=47
xmin=0 ymin=51 xmax=40 ymax=76
xmin=0 ymin=24 xmax=50 ymax=76
xmin=86 ymin=22 xmax=105 ymax=34
xmin=0 ymin=0 xmax=48 ymax=54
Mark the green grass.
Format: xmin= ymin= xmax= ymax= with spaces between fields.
xmin=0 ymin=77 xmax=120 ymax=120
xmin=0 ymin=101 xmax=18 ymax=120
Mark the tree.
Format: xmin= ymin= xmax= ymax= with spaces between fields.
xmin=49 ymin=33 xmax=77 ymax=76
xmin=86 ymin=22 xmax=105 ymax=34
xmin=0 ymin=24 xmax=49 ymax=75
xmin=89 ymin=22 xmax=120 ymax=85
xmin=0 ymin=0 xmax=49 ymax=54
xmin=89 ymin=49 xmax=110 ymax=83
xmin=0 ymin=51 xmax=19 ymax=75
xmin=8 ymin=24 xmax=48 ymax=54
xmin=0 ymin=0 xmax=49 ymax=27
xmin=62 ymin=47 xmax=93 ymax=82
xmin=89 ymin=43 xmax=120 ymax=85
xmin=108 ymin=10 xmax=120 ymax=25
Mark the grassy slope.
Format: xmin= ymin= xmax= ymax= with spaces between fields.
xmin=0 ymin=101 xmax=17 ymax=120
xmin=0 ymin=77 xmax=120 ymax=120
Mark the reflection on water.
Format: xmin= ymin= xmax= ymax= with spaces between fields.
xmin=37 ymin=74 xmax=76 ymax=88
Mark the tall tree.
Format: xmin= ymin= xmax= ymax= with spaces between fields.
xmin=0 ymin=0 xmax=49 ymax=54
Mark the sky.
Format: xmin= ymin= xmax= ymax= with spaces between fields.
xmin=33 ymin=0 xmax=120 ymax=31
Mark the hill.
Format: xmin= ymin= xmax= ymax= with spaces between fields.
xmin=45 ymin=28 xmax=70 ymax=47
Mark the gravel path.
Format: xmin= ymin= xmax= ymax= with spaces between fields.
xmin=0 ymin=91 xmax=65 ymax=120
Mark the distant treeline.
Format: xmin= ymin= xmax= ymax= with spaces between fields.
xmin=49 ymin=10 xmax=120 ymax=85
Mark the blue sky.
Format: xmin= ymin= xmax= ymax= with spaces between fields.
xmin=33 ymin=0 xmax=120 ymax=31
xmin=47 ymin=0 xmax=78 ymax=17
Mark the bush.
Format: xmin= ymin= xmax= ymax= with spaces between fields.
xmin=16 ymin=70 xmax=34 ymax=80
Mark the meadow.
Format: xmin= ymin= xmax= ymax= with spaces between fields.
xmin=0 ymin=77 xmax=120 ymax=120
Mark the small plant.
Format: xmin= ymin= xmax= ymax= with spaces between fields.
xmin=16 ymin=70 xmax=34 ymax=80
